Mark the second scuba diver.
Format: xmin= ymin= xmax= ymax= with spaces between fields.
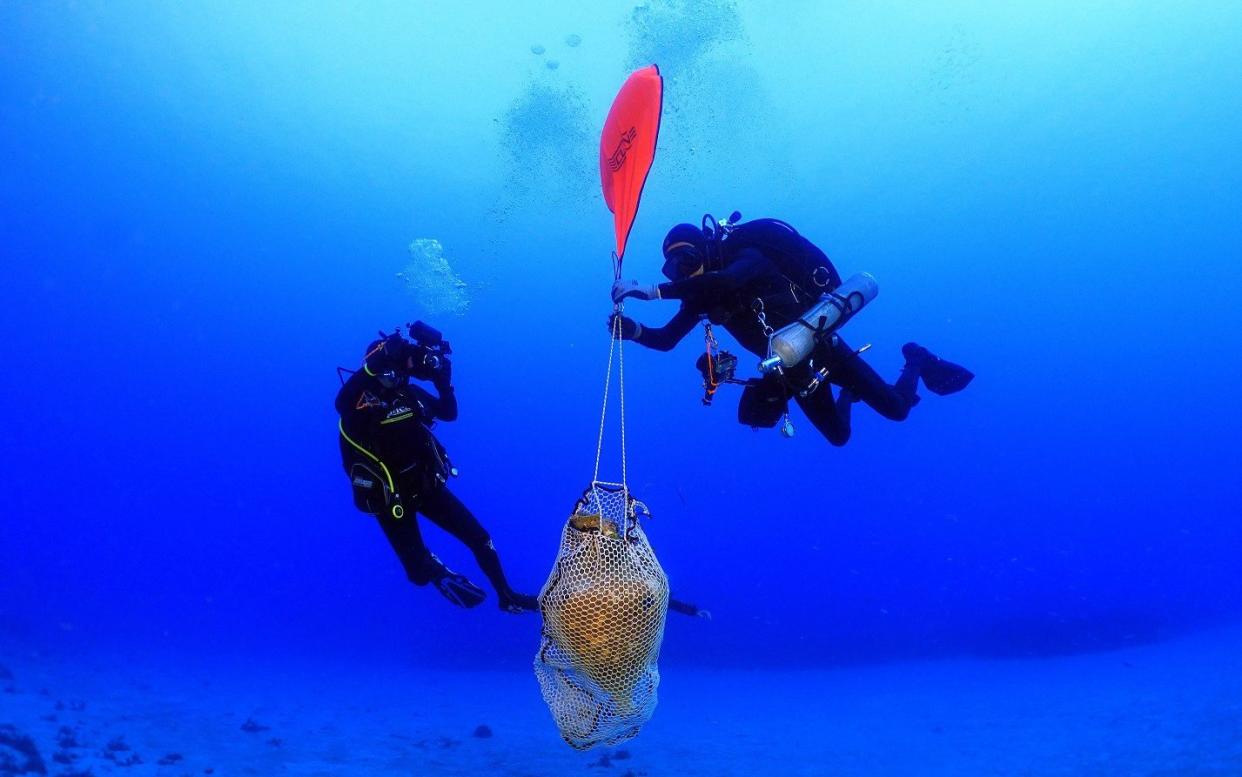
xmin=336 ymin=322 xmax=538 ymax=613
xmin=610 ymin=215 xmax=973 ymax=446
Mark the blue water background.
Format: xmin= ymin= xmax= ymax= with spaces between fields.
xmin=2 ymin=1 xmax=1240 ymax=675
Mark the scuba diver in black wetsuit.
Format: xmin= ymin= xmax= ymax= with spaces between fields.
xmin=336 ymin=322 xmax=538 ymax=613
xmin=609 ymin=216 xmax=973 ymax=447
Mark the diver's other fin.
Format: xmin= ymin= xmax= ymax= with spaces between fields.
xmin=668 ymin=597 xmax=711 ymax=619
xmin=434 ymin=572 xmax=486 ymax=608
xmin=903 ymin=342 xmax=974 ymax=396
xmin=499 ymin=591 xmax=539 ymax=614
xmin=921 ymin=357 xmax=974 ymax=395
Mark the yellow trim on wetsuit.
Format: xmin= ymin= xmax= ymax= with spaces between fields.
xmin=380 ymin=412 xmax=414 ymax=425
xmin=338 ymin=419 xmax=396 ymax=494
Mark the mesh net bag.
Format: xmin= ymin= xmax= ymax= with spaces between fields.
xmin=534 ymin=483 xmax=670 ymax=750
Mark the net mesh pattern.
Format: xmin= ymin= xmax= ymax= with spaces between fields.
xmin=534 ymin=484 xmax=669 ymax=750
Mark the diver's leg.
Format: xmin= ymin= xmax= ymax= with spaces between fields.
xmin=893 ymin=361 xmax=921 ymax=408
xmin=836 ymin=386 xmax=858 ymax=429
xmin=789 ymin=340 xmax=854 ymax=445
xmin=737 ymin=375 xmax=788 ymax=428
xmin=419 ymin=487 xmax=537 ymax=612
xmin=375 ymin=510 xmax=439 ymax=586
xmin=794 ymin=387 xmax=851 ymax=446
xmin=830 ymin=337 xmax=915 ymax=422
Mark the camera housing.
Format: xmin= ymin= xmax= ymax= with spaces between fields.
xmin=406 ymin=321 xmax=452 ymax=381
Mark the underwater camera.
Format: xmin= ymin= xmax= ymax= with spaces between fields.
xmin=406 ymin=320 xmax=453 ymax=380
xmin=695 ymin=348 xmax=738 ymax=406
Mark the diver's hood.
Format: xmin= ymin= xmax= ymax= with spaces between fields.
xmin=661 ymin=222 xmax=711 ymax=281
xmin=364 ymin=336 xmax=409 ymax=388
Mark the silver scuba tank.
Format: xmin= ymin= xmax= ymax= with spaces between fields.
xmin=759 ymin=272 xmax=879 ymax=373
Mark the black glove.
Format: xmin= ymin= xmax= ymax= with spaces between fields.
xmin=432 ymin=356 xmax=453 ymax=387
xmin=607 ymin=313 xmax=642 ymax=341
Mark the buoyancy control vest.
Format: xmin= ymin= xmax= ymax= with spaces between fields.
xmin=718 ymin=218 xmax=842 ymax=306
xmin=337 ymin=373 xmax=454 ymax=518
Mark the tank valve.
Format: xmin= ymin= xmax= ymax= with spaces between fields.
xmin=759 ymin=355 xmax=784 ymax=374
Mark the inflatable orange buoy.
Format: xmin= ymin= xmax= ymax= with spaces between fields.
xmin=599 ymin=64 xmax=662 ymax=266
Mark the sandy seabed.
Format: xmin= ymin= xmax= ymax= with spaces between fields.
xmin=2 ymin=626 xmax=1241 ymax=776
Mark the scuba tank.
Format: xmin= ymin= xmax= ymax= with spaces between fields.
xmin=759 ymin=272 xmax=879 ymax=374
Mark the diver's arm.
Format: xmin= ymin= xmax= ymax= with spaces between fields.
xmin=656 ymin=249 xmax=768 ymax=301
xmin=407 ymin=381 xmax=458 ymax=422
xmin=632 ymin=306 xmax=700 ymax=352
xmin=432 ymin=381 xmax=458 ymax=422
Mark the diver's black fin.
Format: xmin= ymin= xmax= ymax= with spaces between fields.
xmin=922 ymin=357 xmax=973 ymax=395
xmin=903 ymin=342 xmax=974 ymax=396
xmin=499 ymin=592 xmax=539 ymax=614
xmin=434 ymin=572 xmax=486 ymax=608
xmin=668 ymin=597 xmax=711 ymax=619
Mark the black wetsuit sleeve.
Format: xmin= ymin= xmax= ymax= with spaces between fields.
xmin=656 ymin=249 xmax=769 ymax=301
xmin=634 ymin=306 xmax=700 ymax=352
xmin=406 ymin=381 xmax=458 ymax=422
